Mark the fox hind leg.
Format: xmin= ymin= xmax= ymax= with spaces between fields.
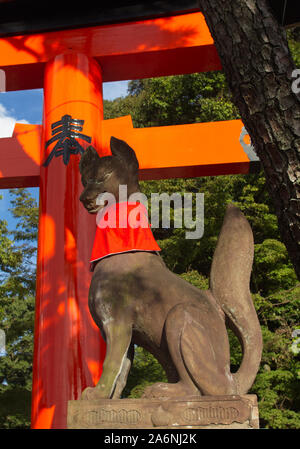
xmin=143 ymin=302 xmax=237 ymax=399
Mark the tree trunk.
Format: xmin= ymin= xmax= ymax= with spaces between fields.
xmin=198 ymin=0 xmax=300 ymax=279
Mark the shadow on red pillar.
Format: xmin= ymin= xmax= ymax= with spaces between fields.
xmin=31 ymin=53 xmax=106 ymax=429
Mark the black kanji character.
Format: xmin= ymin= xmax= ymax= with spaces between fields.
xmin=43 ymin=114 xmax=92 ymax=166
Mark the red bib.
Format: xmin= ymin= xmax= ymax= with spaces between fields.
xmin=90 ymin=201 xmax=161 ymax=270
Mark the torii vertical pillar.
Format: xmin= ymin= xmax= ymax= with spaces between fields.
xmin=31 ymin=53 xmax=106 ymax=429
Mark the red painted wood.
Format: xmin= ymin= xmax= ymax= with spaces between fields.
xmin=100 ymin=116 xmax=251 ymax=179
xmin=0 ymin=117 xmax=253 ymax=190
xmin=0 ymin=124 xmax=41 ymax=188
xmin=0 ymin=12 xmax=221 ymax=91
xmin=31 ymin=53 xmax=106 ymax=429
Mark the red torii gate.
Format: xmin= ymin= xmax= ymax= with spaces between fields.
xmin=0 ymin=10 xmax=259 ymax=429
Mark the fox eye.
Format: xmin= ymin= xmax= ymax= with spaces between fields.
xmin=87 ymin=179 xmax=103 ymax=185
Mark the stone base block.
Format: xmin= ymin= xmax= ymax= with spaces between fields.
xmin=67 ymin=394 xmax=259 ymax=429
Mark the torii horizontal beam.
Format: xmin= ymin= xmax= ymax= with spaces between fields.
xmin=0 ymin=12 xmax=220 ymax=91
xmin=0 ymin=116 xmax=258 ymax=189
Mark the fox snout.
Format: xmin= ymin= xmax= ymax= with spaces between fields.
xmin=79 ymin=188 xmax=98 ymax=213
xmin=79 ymin=188 xmax=88 ymax=205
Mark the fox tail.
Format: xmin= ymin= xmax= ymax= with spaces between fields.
xmin=210 ymin=204 xmax=263 ymax=394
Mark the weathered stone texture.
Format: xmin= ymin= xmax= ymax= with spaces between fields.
xmin=68 ymin=395 xmax=259 ymax=429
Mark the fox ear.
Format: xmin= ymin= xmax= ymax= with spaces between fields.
xmin=79 ymin=146 xmax=100 ymax=173
xmin=110 ymin=136 xmax=139 ymax=171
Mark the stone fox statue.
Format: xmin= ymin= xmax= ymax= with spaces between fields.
xmin=79 ymin=136 xmax=262 ymax=401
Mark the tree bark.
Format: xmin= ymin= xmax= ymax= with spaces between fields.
xmin=197 ymin=0 xmax=300 ymax=279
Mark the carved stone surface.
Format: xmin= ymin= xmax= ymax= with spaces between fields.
xmin=67 ymin=395 xmax=259 ymax=429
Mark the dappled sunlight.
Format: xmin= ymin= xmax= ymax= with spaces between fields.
xmin=33 ymin=405 xmax=55 ymax=429
xmin=13 ymin=123 xmax=41 ymax=166
xmin=64 ymin=228 xmax=77 ymax=264
xmin=39 ymin=214 xmax=56 ymax=260
xmin=87 ymin=358 xmax=105 ymax=386
xmin=31 ymin=152 xmax=105 ymax=427
xmin=31 ymin=377 xmax=55 ymax=428
xmin=136 ymin=12 xmax=213 ymax=52
xmin=68 ymin=296 xmax=80 ymax=333
xmin=0 ymin=11 xmax=220 ymax=91
xmin=57 ymin=301 xmax=65 ymax=316
xmin=57 ymin=282 xmax=67 ymax=295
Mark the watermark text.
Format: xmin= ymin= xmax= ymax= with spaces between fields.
xmin=96 ymin=186 xmax=204 ymax=240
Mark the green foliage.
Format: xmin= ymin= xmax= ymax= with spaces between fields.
xmin=179 ymin=270 xmax=209 ymax=290
xmin=0 ymin=388 xmax=31 ymax=429
xmin=251 ymin=287 xmax=300 ymax=428
xmin=123 ymin=347 xmax=167 ymax=399
xmin=253 ymin=240 xmax=298 ymax=295
xmin=253 ymin=369 xmax=300 ymax=429
xmin=0 ymin=189 xmax=38 ymax=428
xmin=287 ymin=27 xmax=300 ymax=67
xmin=106 ymin=72 xmax=240 ymax=127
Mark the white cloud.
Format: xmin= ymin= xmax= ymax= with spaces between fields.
xmin=0 ymin=103 xmax=28 ymax=138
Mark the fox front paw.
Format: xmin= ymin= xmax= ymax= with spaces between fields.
xmin=142 ymin=381 xmax=200 ymax=399
xmin=81 ymin=386 xmax=108 ymax=401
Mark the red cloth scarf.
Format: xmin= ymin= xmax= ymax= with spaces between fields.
xmin=90 ymin=201 xmax=161 ymax=270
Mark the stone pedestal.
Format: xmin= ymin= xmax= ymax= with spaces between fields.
xmin=67 ymin=394 xmax=259 ymax=429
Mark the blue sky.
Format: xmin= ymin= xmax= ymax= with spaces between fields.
xmin=0 ymin=80 xmax=129 ymax=231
